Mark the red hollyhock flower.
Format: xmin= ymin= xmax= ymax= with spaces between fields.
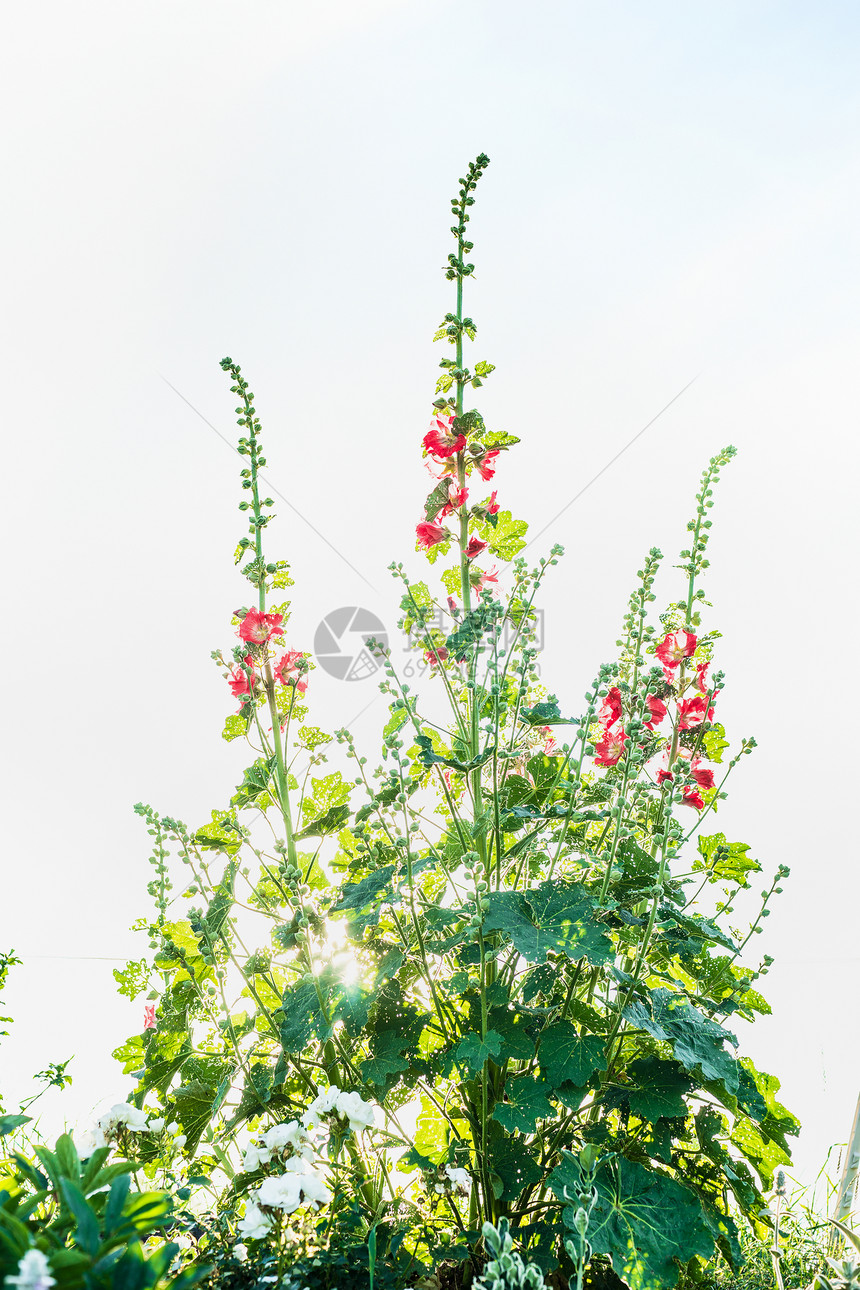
xmin=465 ymin=535 xmax=488 ymax=559
xmin=274 ymin=649 xmax=308 ymax=693
xmin=677 ymin=694 xmax=713 ymax=730
xmin=416 ymin=520 xmax=449 ymax=549
xmin=644 ymin=695 xmax=668 ymax=728
xmin=594 ymin=726 xmax=628 ymax=767
xmin=424 ymin=647 xmax=449 ymax=667
xmin=693 ymin=660 xmax=710 ymax=693
xmin=657 ymin=768 xmax=674 ymax=786
xmin=487 ymin=489 xmax=500 ymax=515
xmin=438 ymin=482 xmax=468 ymax=520
xmin=681 ymin=785 xmax=705 ymax=810
xmin=423 ymin=416 xmax=467 ymax=459
xmin=475 ymin=450 xmax=500 ymax=481
xmin=239 ymin=608 xmax=285 ymax=644
xmin=143 ymin=1004 xmax=156 ymax=1030
xmin=541 ymin=725 xmax=562 ymax=757
xmin=472 ymin=564 xmax=500 ymax=592
xmin=598 ymin=686 xmax=623 ymax=728
xmin=228 ymin=655 xmax=255 ymax=699
xmin=655 ymin=630 xmax=697 ymax=668
xmin=447 ymin=595 xmax=460 ymax=618
xmin=691 ymin=759 xmax=715 ymax=790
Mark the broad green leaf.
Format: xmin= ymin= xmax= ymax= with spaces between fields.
xmin=330 ymin=866 xmax=395 ymax=916
xmin=695 ymin=833 xmax=761 ymax=888
xmin=492 ymin=1077 xmax=553 ymax=1133
xmin=538 ymin=1021 xmax=606 ymax=1089
xmin=702 ymin=723 xmax=729 ymax=763
xmin=483 ymin=881 xmax=614 ymax=966
xmin=550 ymin=1154 xmax=714 ymax=1290
xmin=602 ymin=1057 xmax=693 ymax=1122
xmin=59 ymin=1178 xmax=101 ymax=1255
xmin=0 ymin=1115 xmax=31 ymax=1136
xmin=455 ymin=1030 xmax=503 ymax=1073
xmin=295 ymin=803 xmax=350 ymax=839
xmin=624 ymin=988 xmax=739 ymax=1091
xmin=486 ymin=1126 xmax=541 ymax=1200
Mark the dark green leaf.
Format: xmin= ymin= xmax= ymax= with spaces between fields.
xmin=538 ymin=1021 xmax=606 ymax=1088
xmin=484 ymin=881 xmax=614 ymax=966
xmin=550 ymin=1154 xmax=714 ymax=1290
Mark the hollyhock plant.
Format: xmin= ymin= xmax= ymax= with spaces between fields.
xmin=228 ymin=654 xmax=255 ymax=699
xmin=117 ymin=153 xmax=795 ymax=1290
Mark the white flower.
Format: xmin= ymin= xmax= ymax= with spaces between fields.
xmin=173 ymin=1134 xmax=187 ymax=1150
xmin=262 ymin=1120 xmax=314 ymax=1159
xmin=302 ymin=1086 xmax=341 ymax=1128
xmin=242 ymin=1141 xmax=273 ymax=1172
xmin=167 ymin=1120 xmax=179 ymax=1134
xmin=444 ymin=1165 xmax=471 ymax=1191
xmin=299 ymin=1168 xmax=331 ymax=1209
xmin=335 ymin=1090 xmax=377 ymax=1131
xmin=257 ymin=1174 xmax=304 ymax=1215
xmin=97 ymin=1103 xmax=151 ymax=1136
xmin=233 ymin=1244 xmax=248 ymax=1264
xmin=5 ymin=1250 xmax=55 ymax=1290
xmin=75 ymin=1125 xmax=108 ymax=1156
xmin=148 ymin=1118 xmax=165 ymax=1132
xmin=237 ymin=1199 xmax=273 ymax=1240
xmin=433 ymin=1183 xmax=445 ymax=1194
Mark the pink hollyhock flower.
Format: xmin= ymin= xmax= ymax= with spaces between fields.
xmin=594 ymin=726 xmax=628 ymax=768
xmin=655 ymin=630 xmax=697 ymax=668
xmin=424 ymin=647 xmax=449 ymax=667
xmin=541 ymin=726 xmax=562 ymax=757
xmin=465 ymin=536 xmax=488 ymax=559
xmin=681 ymin=785 xmax=705 ymax=810
xmin=239 ymin=608 xmax=285 ymax=644
xmin=143 ymin=1004 xmax=156 ymax=1030
xmin=677 ymin=694 xmax=713 ymax=730
xmin=598 ymin=686 xmax=623 ymax=728
xmin=438 ymin=482 xmax=468 ymax=520
xmin=657 ymin=768 xmax=674 ymax=786
xmin=693 ymin=660 xmax=710 ymax=694
xmin=416 ymin=520 xmax=449 ymax=550
xmin=423 ymin=417 xmax=467 ymax=459
xmin=274 ymin=649 xmax=308 ymax=693
xmin=228 ymin=655 xmax=255 ymax=699
xmin=487 ymin=490 xmax=500 ymax=515
xmin=691 ymin=759 xmax=715 ymax=790
xmin=472 ymin=565 xmax=500 ymax=593
xmin=644 ymin=695 xmax=667 ymax=728
xmin=475 ymin=450 xmax=500 ymax=481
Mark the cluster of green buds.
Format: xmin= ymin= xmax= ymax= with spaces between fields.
xmin=679 ymin=446 xmax=737 ymax=627
xmin=133 ymin=803 xmax=173 ymax=948
xmin=562 ymin=1146 xmax=601 ymax=1290
xmin=475 ymin=1218 xmax=546 ymax=1290
xmin=463 ymin=851 xmax=489 ymax=931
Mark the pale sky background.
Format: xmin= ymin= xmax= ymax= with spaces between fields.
xmin=2 ymin=0 xmax=859 ymax=1198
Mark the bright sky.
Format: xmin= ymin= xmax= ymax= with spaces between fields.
xmin=2 ymin=0 xmax=859 ymax=1195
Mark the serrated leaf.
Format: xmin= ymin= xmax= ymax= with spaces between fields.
xmin=702 ymin=723 xmax=729 ymax=763
xmin=603 ymin=1057 xmax=694 ymax=1122
xmin=483 ymin=881 xmax=614 ymax=966
xmin=550 ymin=1154 xmax=714 ymax=1290
xmin=695 ymin=833 xmax=761 ymax=888
xmin=624 ymin=988 xmax=739 ymax=1091
xmin=492 ymin=1077 xmax=553 ymax=1133
xmin=538 ymin=1021 xmax=606 ymax=1088
xmin=519 ymin=702 xmax=579 ymax=727
xmin=455 ymin=1030 xmax=503 ymax=1073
